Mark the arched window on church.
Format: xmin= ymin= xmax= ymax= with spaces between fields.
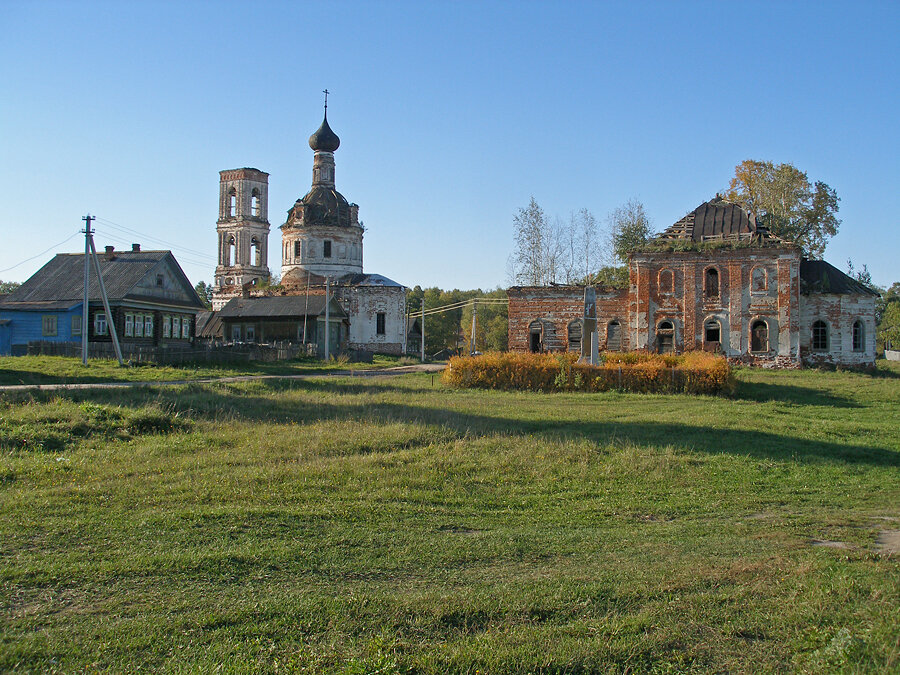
xmin=812 ymin=320 xmax=829 ymax=351
xmin=607 ymin=320 xmax=622 ymax=351
xmin=705 ymin=267 xmax=720 ymax=299
xmin=567 ymin=320 xmax=582 ymax=353
xmin=251 ymin=189 xmax=260 ymax=217
xmin=751 ymin=320 xmax=769 ymax=352
xmin=658 ymin=269 xmax=674 ymax=294
xmin=657 ymin=320 xmax=675 ymax=354
xmin=704 ymin=318 xmax=721 ymax=347
xmin=228 ymin=188 xmax=236 ymax=218
xmin=751 ymin=266 xmax=768 ymax=293
xmin=528 ymin=320 xmax=543 ymax=353
xmin=852 ymin=319 xmax=865 ymax=352
xmin=226 ymin=235 xmax=235 ymax=267
xmin=251 ymin=237 xmax=261 ymax=267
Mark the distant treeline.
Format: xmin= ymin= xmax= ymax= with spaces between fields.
xmin=407 ymin=287 xmax=508 ymax=356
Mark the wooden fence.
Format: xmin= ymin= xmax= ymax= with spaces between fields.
xmin=25 ymin=341 xmax=316 ymax=364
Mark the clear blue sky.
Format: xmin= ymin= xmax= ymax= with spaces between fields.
xmin=2 ymin=1 xmax=898 ymax=291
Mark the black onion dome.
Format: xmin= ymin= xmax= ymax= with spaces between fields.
xmin=285 ymin=186 xmax=352 ymax=228
xmin=308 ymin=114 xmax=340 ymax=152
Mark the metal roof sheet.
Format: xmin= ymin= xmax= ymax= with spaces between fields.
xmin=2 ymin=251 xmax=205 ymax=309
xmin=217 ymin=295 xmax=347 ymax=319
xmin=800 ymin=260 xmax=880 ymax=296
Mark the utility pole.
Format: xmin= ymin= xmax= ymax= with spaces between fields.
xmin=324 ymin=276 xmax=330 ymax=361
xmin=470 ymin=299 xmax=477 ymax=355
xmin=88 ymin=235 xmax=124 ymax=366
xmin=420 ymin=300 xmax=425 ymax=363
xmin=81 ymin=215 xmax=92 ymax=365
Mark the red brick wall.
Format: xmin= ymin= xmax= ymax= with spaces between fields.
xmin=507 ymin=286 xmax=628 ymax=353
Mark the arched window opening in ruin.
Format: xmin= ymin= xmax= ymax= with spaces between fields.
xmin=228 ymin=188 xmax=236 ymax=217
xmin=323 ymin=240 xmax=332 ymax=258
xmin=251 ymin=237 xmax=261 ymax=266
xmin=705 ymin=268 xmax=720 ymax=299
xmin=567 ymin=320 xmax=582 ymax=353
xmin=659 ymin=269 xmax=674 ymax=294
xmin=704 ymin=319 xmax=721 ymax=345
xmin=294 ymin=240 xmax=302 ymax=259
xmin=657 ymin=320 xmax=675 ymax=354
xmin=251 ymin=189 xmax=260 ymax=217
xmin=528 ymin=320 xmax=543 ymax=353
xmin=750 ymin=320 xmax=769 ymax=352
xmin=751 ymin=266 xmax=767 ymax=293
xmin=607 ymin=320 xmax=622 ymax=351
xmin=811 ymin=320 xmax=828 ymax=351
xmin=852 ymin=320 xmax=864 ymax=352
xmin=226 ymin=236 xmax=235 ymax=267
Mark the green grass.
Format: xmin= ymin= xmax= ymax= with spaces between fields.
xmin=0 ymin=354 xmax=417 ymax=386
xmin=1 ymin=363 xmax=899 ymax=672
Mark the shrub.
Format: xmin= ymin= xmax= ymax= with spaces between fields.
xmin=444 ymin=351 xmax=734 ymax=395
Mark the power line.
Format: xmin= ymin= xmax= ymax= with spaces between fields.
xmin=92 ymin=230 xmax=214 ymax=269
xmin=94 ymin=216 xmax=217 ymax=261
xmin=0 ymin=231 xmax=81 ymax=275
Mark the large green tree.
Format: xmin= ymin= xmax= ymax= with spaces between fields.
xmin=724 ymin=160 xmax=840 ymax=259
xmin=193 ymin=281 xmax=213 ymax=309
xmin=608 ymin=198 xmax=653 ymax=264
xmin=877 ymin=281 xmax=900 ymax=351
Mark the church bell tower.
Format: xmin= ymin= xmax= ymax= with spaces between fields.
xmin=212 ymin=168 xmax=271 ymax=310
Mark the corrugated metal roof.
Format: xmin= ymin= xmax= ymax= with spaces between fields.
xmin=217 ymin=295 xmax=347 ymax=319
xmin=0 ymin=251 xmax=205 ymax=309
xmin=800 ymin=260 xmax=880 ymax=296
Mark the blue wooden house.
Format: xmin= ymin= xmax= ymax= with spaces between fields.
xmin=0 ymin=245 xmax=205 ymax=356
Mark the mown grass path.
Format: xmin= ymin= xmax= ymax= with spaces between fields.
xmin=1 ymin=363 xmax=898 ymax=673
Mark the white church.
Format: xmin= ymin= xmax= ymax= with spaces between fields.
xmin=210 ymin=104 xmax=407 ymax=355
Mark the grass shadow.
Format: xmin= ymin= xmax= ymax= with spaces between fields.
xmin=734 ymin=380 xmax=860 ymax=407
xmin=10 ymin=377 xmax=898 ymax=468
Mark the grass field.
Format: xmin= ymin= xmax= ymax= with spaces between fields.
xmin=1 ymin=362 xmax=899 ymax=673
xmin=0 ymin=354 xmax=413 ymax=386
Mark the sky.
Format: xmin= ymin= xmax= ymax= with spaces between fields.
xmin=2 ymin=1 xmax=898 ymax=291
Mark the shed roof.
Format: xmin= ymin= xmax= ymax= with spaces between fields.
xmin=0 ymin=250 xmax=204 ymax=309
xmin=800 ymin=260 xmax=880 ymax=296
xmin=217 ymin=295 xmax=347 ymax=320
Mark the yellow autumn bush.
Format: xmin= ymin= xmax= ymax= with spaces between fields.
xmin=444 ymin=351 xmax=734 ymax=395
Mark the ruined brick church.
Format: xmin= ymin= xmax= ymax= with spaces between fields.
xmin=508 ymin=199 xmax=878 ymax=367
xmin=210 ymin=107 xmax=406 ymax=355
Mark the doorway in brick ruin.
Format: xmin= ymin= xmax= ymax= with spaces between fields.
xmin=657 ymin=320 xmax=675 ymax=354
xmin=529 ymin=321 xmax=542 ymax=353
